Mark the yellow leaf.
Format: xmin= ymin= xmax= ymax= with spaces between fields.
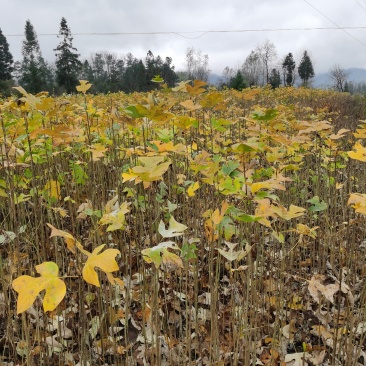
xmin=12 ymin=86 xmax=40 ymax=109
xmin=186 ymin=80 xmax=207 ymax=95
xmin=82 ymin=244 xmax=120 ymax=287
xmin=250 ymin=180 xmax=286 ymax=194
xmin=180 ymin=100 xmax=202 ymax=111
xmin=348 ymin=193 xmax=366 ymax=215
xmin=329 ymin=128 xmax=349 ymax=140
xmin=187 ymin=181 xmax=200 ymax=197
xmin=51 ymin=207 xmax=69 ymax=218
xmin=124 ymin=156 xmax=171 ymax=187
xmin=99 ymin=201 xmax=130 ymax=232
xmin=172 ymin=80 xmax=190 ymax=92
xmin=121 ymin=170 xmax=140 ymax=183
xmin=44 ymin=180 xmax=61 ymax=201
xmin=12 ymin=262 xmax=66 ymax=313
xmin=296 ymin=223 xmax=319 ymax=238
xmin=254 ymin=199 xmax=275 ymax=228
xmin=47 ymin=223 xmax=87 ymax=255
xmin=12 ymin=275 xmax=43 ymax=314
xmin=353 ymin=123 xmax=366 ymax=138
xmin=162 ymin=249 xmax=183 ymax=268
xmin=105 ymin=272 xmax=125 ymax=288
xmin=76 ymin=80 xmax=92 ymax=93
xmin=88 ymin=143 xmax=108 ymax=162
xmin=273 ymin=204 xmax=306 ymax=220
xmin=104 ymin=195 xmax=119 ymax=213
xmin=348 ymin=142 xmax=366 ymax=162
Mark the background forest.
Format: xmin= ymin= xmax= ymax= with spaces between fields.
xmin=1 ymin=17 xmax=359 ymax=97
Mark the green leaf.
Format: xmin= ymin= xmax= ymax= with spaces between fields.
xmin=14 ymin=193 xmax=31 ymax=205
xmin=124 ymin=105 xmax=147 ymax=118
xmin=252 ymin=108 xmax=278 ymax=121
xmin=151 ymin=75 xmax=164 ymax=83
xmin=141 ymin=241 xmax=180 ymax=268
xmin=181 ymin=239 xmax=199 ymax=261
xmin=167 ymin=200 xmax=178 ymax=213
xmin=234 ymin=213 xmax=262 ymax=223
xmin=307 ymin=196 xmax=328 ymax=212
xmin=221 ymin=161 xmax=240 ymax=176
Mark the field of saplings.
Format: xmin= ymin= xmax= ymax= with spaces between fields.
xmin=1 ymin=81 xmax=366 ymax=365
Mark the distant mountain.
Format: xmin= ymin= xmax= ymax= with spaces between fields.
xmin=208 ymin=73 xmax=222 ymax=86
xmin=312 ymin=68 xmax=366 ymax=88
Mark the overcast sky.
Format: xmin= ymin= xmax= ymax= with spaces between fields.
xmin=1 ymin=0 xmax=366 ymax=75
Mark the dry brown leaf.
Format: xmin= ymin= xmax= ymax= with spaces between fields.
xmin=308 ymin=275 xmax=340 ymax=304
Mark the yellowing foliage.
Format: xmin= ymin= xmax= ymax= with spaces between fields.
xmin=13 ymin=262 xmax=66 ymax=313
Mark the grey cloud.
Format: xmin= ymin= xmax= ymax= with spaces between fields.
xmin=1 ymin=0 xmax=366 ymax=75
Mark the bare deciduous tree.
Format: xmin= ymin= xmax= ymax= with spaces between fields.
xmin=241 ymin=50 xmax=263 ymax=86
xmin=185 ymin=47 xmax=210 ymax=82
xmin=222 ymin=66 xmax=235 ymax=86
xmin=256 ymin=40 xmax=277 ymax=84
xmin=329 ymin=65 xmax=350 ymax=92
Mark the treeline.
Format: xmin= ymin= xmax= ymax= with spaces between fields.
xmin=221 ymin=40 xmax=315 ymax=91
xmin=0 ymin=19 xmax=178 ymax=96
xmin=1 ymin=20 xmax=361 ymax=96
xmin=79 ymin=51 xmax=177 ymax=94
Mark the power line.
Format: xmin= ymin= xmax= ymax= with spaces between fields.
xmin=4 ymin=26 xmax=366 ymax=39
xmin=301 ymin=0 xmax=366 ymax=48
xmin=354 ymin=0 xmax=366 ymax=14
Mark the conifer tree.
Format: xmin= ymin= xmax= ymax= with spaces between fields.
xmin=229 ymin=70 xmax=246 ymax=90
xmin=0 ymin=28 xmax=13 ymax=80
xmin=298 ymin=50 xmax=315 ymax=87
xmin=282 ymin=53 xmax=296 ymax=86
xmin=269 ymin=68 xmax=281 ymax=89
xmin=20 ymin=20 xmax=50 ymax=93
xmin=54 ymin=18 xmax=81 ymax=93
xmin=0 ymin=27 xmax=14 ymax=94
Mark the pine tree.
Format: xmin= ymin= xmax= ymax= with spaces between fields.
xmin=0 ymin=27 xmax=14 ymax=95
xmin=20 ymin=20 xmax=50 ymax=93
xmin=54 ymin=18 xmax=81 ymax=93
xmin=0 ymin=28 xmax=13 ymax=80
xmin=161 ymin=57 xmax=178 ymax=87
xmin=298 ymin=51 xmax=314 ymax=87
xmin=229 ymin=70 xmax=246 ymax=90
xmin=269 ymin=68 xmax=281 ymax=89
xmin=282 ymin=53 xmax=296 ymax=86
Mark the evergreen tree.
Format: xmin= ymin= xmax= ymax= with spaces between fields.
xmin=20 ymin=20 xmax=50 ymax=93
xmin=0 ymin=28 xmax=13 ymax=80
xmin=122 ymin=54 xmax=142 ymax=93
xmin=229 ymin=70 xmax=246 ymax=90
xmin=160 ymin=57 xmax=178 ymax=87
xmin=54 ymin=18 xmax=81 ymax=93
xmin=80 ymin=60 xmax=94 ymax=82
xmin=269 ymin=68 xmax=281 ymax=89
xmin=0 ymin=27 xmax=14 ymax=95
xmin=145 ymin=50 xmax=158 ymax=89
xmin=145 ymin=51 xmax=177 ymax=88
xmin=282 ymin=52 xmax=296 ymax=86
xmin=298 ymin=50 xmax=314 ymax=87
